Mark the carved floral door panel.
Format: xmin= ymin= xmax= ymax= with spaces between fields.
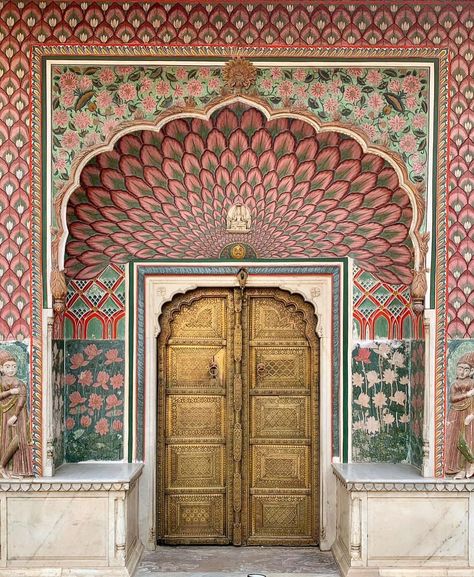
xmin=157 ymin=287 xmax=319 ymax=546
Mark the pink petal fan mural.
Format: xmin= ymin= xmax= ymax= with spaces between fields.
xmin=66 ymin=104 xmax=413 ymax=284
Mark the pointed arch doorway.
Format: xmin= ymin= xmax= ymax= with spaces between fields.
xmin=157 ymin=285 xmax=320 ymax=546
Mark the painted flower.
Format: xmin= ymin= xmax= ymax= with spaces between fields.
xmin=361 ymin=123 xmax=376 ymax=140
xmin=271 ymin=68 xmax=282 ymax=80
xmin=54 ymin=158 xmax=67 ymax=172
xmin=85 ymin=133 xmax=100 ymax=147
xmin=62 ymin=131 xmax=80 ymax=150
xmin=155 ymin=80 xmax=170 ymax=96
xmin=354 ymin=392 xmax=370 ymax=408
xmin=390 ymin=390 xmax=407 ymax=406
xmin=367 ymin=93 xmax=384 ymax=111
xmin=80 ymin=415 xmax=92 ymax=427
xmin=373 ymin=391 xmax=387 ymax=408
xmin=399 ymin=376 xmax=410 ymax=386
xmin=388 ymin=115 xmax=406 ymax=131
xmin=62 ymin=90 xmax=75 ymax=108
xmin=66 ymin=417 xmax=75 ymax=430
xmin=105 ymin=349 xmax=123 ymax=365
xmin=399 ymin=414 xmax=410 ymax=424
xmin=348 ymin=68 xmax=363 ymax=77
xmin=110 ymin=374 xmax=124 ymax=389
xmin=88 ymin=393 xmax=103 ymax=410
xmin=353 ymin=107 xmax=365 ymax=119
xmin=65 ymin=374 xmax=76 ymax=386
xmin=355 ymin=348 xmax=372 ymax=364
xmin=99 ymin=68 xmax=115 ymax=84
xmin=412 ymin=114 xmax=426 ymax=129
xmin=106 ymin=394 xmax=122 ymax=408
xmin=95 ymin=418 xmax=109 ymax=436
xmin=103 ymin=119 xmax=119 ymax=136
xmin=383 ymin=412 xmax=395 ymax=425
xmin=400 ymin=133 xmax=417 ymax=153
xmin=353 ymin=420 xmax=365 ymax=431
xmin=176 ymin=68 xmax=188 ymax=80
xmin=75 ymin=111 xmax=92 ymax=130
xmin=208 ymin=78 xmax=221 ymax=91
xmin=352 ymin=372 xmax=364 ymax=387
xmin=260 ymin=78 xmax=273 ymax=91
xmin=116 ymin=65 xmax=135 ymax=75
xmin=382 ymin=368 xmax=397 ymax=385
xmin=84 ymin=344 xmax=102 ymax=359
xmin=60 ymin=72 xmax=78 ymax=90
xmin=324 ymin=97 xmax=338 ymax=113
xmin=311 ymin=82 xmax=326 ymax=98
xmin=112 ymin=419 xmax=123 ymax=432
xmin=391 ymin=351 xmax=405 ymax=368
xmin=295 ymin=85 xmax=307 ymax=99
xmin=187 ymin=79 xmax=203 ymax=97
xmin=388 ymin=79 xmax=401 ymax=92
xmin=53 ymin=109 xmax=70 ymax=128
xmin=95 ymin=370 xmax=110 ymax=390
xmin=366 ymin=416 xmax=380 ymax=435
xmin=402 ymin=75 xmax=421 ymax=95
xmin=366 ymin=370 xmax=379 ymax=387
xmin=78 ymin=370 xmax=93 ymax=386
xmin=294 ymin=69 xmax=307 ymax=81
xmin=374 ymin=343 xmax=391 ymax=358
xmin=142 ymin=96 xmax=156 ymax=113
xmin=96 ymin=91 xmax=113 ymax=109
xmin=344 ymin=85 xmax=361 ymax=103
xmin=114 ymin=104 xmax=127 ymax=117
xmin=69 ymin=391 xmax=86 ymax=407
xmin=140 ymin=77 xmax=153 ymax=92
xmin=174 ymin=85 xmax=184 ymax=98
xmin=366 ymin=69 xmax=382 ymax=86
xmin=405 ymin=96 xmax=417 ymax=110
xmin=278 ymin=81 xmax=294 ymax=98
xmin=118 ymin=82 xmax=137 ymax=101
xmin=79 ymin=76 xmax=93 ymax=91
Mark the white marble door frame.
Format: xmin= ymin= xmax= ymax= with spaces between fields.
xmin=137 ymin=262 xmax=347 ymax=551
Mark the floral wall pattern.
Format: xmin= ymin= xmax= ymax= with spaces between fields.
xmin=409 ymin=339 xmax=425 ymax=469
xmin=51 ymin=339 xmax=65 ymax=468
xmin=64 ymin=339 xmax=125 ymax=462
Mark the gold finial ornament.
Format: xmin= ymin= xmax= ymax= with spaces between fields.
xmin=223 ymin=58 xmax=257 ymax=93
xmin=51 ymin=268 xmax=68 ymax=314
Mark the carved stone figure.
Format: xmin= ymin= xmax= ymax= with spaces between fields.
xmin=226 ymin=202 xmax=251 ymax=233
xmin=445 ymin=352 xmax=474 ymax=478
xmin=0 ymin=352 xmax=33 ymax=478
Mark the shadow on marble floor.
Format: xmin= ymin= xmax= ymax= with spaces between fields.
xmin=135 ymin=545 xmax=341 ymax=577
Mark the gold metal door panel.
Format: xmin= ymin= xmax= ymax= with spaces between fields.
xmin=167 ymin=445 xmax=225 ymax=489
xmin=252 ymin=396 xmax=309 ymax=439
xmin=169 ymin=297 xmax=226 ymax=340
xmin=166 ymin=395 xmax=224 ymax=440
xmin=252 ymin=445 xmax=309 ymax=489
xmin=167 ymin=494 xmax=226 ymax=540
xmin=250 ymin=495 xmax=311 ymax=540
xmin=168 ymin=346 xmax=226 ymax=389
xmin=251 ymin=347 xmax=309 ymax=390
xmin=251 ymin=298 xmax=307 ymax=341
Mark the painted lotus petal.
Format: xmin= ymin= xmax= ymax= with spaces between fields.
xmin=361 ymin=153 xmax=385 ymax=173
xmin=231 ymin=166 xmax=246 ymax=190
xmin=339 ymin=192 xmax=364 ymax=211
xmin=101 ymin=169 xmax=126 ymax=191
xmin=294 ymin=160 xmax=315 ymax=183
xmin=295 ymin=138 xmax=318 ymax=163
xmin=119 ymin=155 xmax=144 ymax=178
xmin=126 ymin=175 xmax=153 ymax=198
xmin=377 ymin=167 xmax=399 ymax=189
xmin=110 ymin=190 xmax=141 ymax=211
xmin=141 ymin=144 xmax=163 ymax=167
xmin=76 ymin=263 xmax=110 ymax=280
xmin=348 ymin=208 xmax=376 ymax=224
xmin=316 ymin=199 xmax=338 ymax=212
xmin=90 ymin=220 xmax=119 ymax=235
xmin=184 ymin=173 xmax=201 ymax=194
xmin=251 ymin=129 xmax=272 ymax=156
xmin=262 ymin=170 xmax=278 ymax=191
xmin=310 ymin=170 xmax=333 ymax=190
xmin=240 ymin=149 xmax=258 ymax=174
xmin=324 ymin=181 xmax=351 ymax=201
xmin=334 ymin=159 xmax=361 ymax=182
xmin=143 ymin=166 xmax=167 ymax=189
xmin=69 ymin=221 xmax=96 ymax=241
xmin=216 ymin=107 xmax=239 ymax=137
xmin=75 ymin=204 xmax=103 ymax=223
xmin=380 ymin=223 xmax=410 ymax=243
xmin=229 ymin=129 xmax=249 ymax=159
xmin=259 ymin=149 xmax=277 ymax=175
xmin=220 ymin=149 xmax=237 ymax=173
xmin=372 ymin=204 xmax=402 ymax=226
xmin=357 ymin=222 xmax=384 ymax=239
xmin=274 ymin=131 xmax=296 ymax=160
xmin=80 ymin=165 xmax=102 ymax=188
xmin=241 ymin=107 xmax=265 ymax=136
xmin=88 ymin=187 xmax=113 ymax=207
xmin=87 ymin=236 xmax=115 ymax=251
xmin=339 ymin=137 xmax=362 ymax=161
xmin=118 ymin=134 xmax=142 ymax=157
xmin=239 ymin=182 xmax=252 ymax=199
xmin=278 ymin=175 xmax=295 ymax=195
xmin=98 ymin=206 xmax=128 ymax=222
xmin=182 ymin=152 xmax=201 ymax=176
xmin=97 ymin=150 xmax=121 ymax=170
xmin=184 ymin=133 xmax=205 ymax=158
xmin=167 ymin=179 xmax=187 ymax=198
xmin=206 ymin=129 xmax=226 ymax=157
xmin=162 ymin=137 xmax=184 ymax=165
xmin=315 ymin=146 xmax=340 ymax=172
xmin=164 ymin=119 xmax=189 ymax=141
xmin=350 ymin=172 xmax=378 ymax=195
xmin=365 ymin=238 xmax=391 ymax=253
xmin=362 ymin=187 xmax=393 ymax=209
xmin=326 ymin=208 xmax=350 ymax=222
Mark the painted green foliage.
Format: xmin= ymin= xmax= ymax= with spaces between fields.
xmin=409 ymin=339 xmax=425 ymax=468
xmin=65 ymin=340 xmax=125 ymax=462
xmin=52 ymin=340 xmax=65 ymax=467
xmin=51 ymin=64 xmax=428 ymax=205
xmin=352 ymin=340 xmax=412 ymax=463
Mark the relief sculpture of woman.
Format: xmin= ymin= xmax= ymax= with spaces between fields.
xmin=0 ymin=351 xmax=33 ymax=478
xmin=445 ymin=352 xmax=474 ymax=479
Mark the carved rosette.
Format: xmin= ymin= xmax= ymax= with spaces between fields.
xmin=222 ymin=58 xmax=257 ymax=94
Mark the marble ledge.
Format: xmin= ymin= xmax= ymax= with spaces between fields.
xmin=0 ymin=462 xmax=143 ymax=492
xmin=333 ymin=462 xmax=474 ymax=492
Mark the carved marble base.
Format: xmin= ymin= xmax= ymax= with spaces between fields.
xmin=333 ymin=464 xmax=474 ymax=577
xmin=0 ymin=464 xmax=143 ymax=577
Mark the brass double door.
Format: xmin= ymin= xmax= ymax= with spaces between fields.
xmin=157 ymin=287 xmax=319 ymax=546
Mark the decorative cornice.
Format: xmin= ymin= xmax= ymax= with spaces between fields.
xmin=0 ymin=479 xmax=139 ymax=493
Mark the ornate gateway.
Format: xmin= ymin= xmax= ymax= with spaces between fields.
xmin=157 ymin=285 xmax=319 ymax=545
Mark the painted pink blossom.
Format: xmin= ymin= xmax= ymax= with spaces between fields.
xmin=155 ymin=80 xmax=170 ymax=96
xmin=95 ymin=418 xmax=109 ymax=436
xmin=388 ymin=115 xmax=406 ymax=131
xmin=367 ymin=93 xmax=384 ymax=111
xmin=75 ymin=111 xmax=92 ymax=130
xmin=400 ymin=133 xmax=417 ymax=153
xmin=383 ymin=412 xmax=395 ymax=425
xmin=402 ymin=75 xmax=421 ymax=95
xmin=355 ymin=348 xmax=372 ymax=364
xmin=60 ymin=72 xmax=78 ymax=90
xmin=62 ymin=131 xmax=80 ymax=150
xmin=110 ymin=374 xmax=124 ymax=390
xmin=348 ymin=67 xmax=363 ymax=77
xmin=176 ymin=68 xmax=188 ymax=80
xmin=366 ymin=69 xmax=382 ymax=86
xmin=79 ymin=76 xmax=93 ymax=91
xmin=62 ymin=90 xmax=75 ymax=108
xmin=199 ymin=67 xmax=211 ymax=78
xmin=293 ymin=69 xmax=307 ymax=81
xmin=84 ymin=133 xmax=100 ymax=147
xmin=66 ymin=417 xmax=75 ymax=430
xmin=400 ymin=414 xmax=410 ymax=424
xmin=112 ymin=419 xmax=123 ymax=432
xmin=390 ymin=390 xmax=407 ymax=406
xmin=106 ymin=394 xmax=122 ymax=408
xmin=388 ymin=79 xmax=401 ymax=92
xmin=140 ymin=77 xmax=152 ymax=92
xmin=278 ymin=81 xmax=294 ymax=98
xmin=114 ymin=104 xmax=127 ymax=117
xmin=54 ymin=158 xmax=67 ymax=172
xmin=405 ymin=96 xmax=417 ymax=110
xmin=99 ymin=68 xmax=115 ymax=84
xmin=260 ymin=78 xmax=273 ymax=91
xmin=382 ymin=368 xmax=397 ymax=385
xmin=96 ymin=91 xmax=113 ymax=109
xmin=366 ymin=416 xmax=380 ymax=435
xmin=80 ymin=415 xmax=92 ymax=427
xmin=311 ymin=82 xmax=326 ymax=98
xmin=344 ymin=85 xmax=361 ymax=103
xmin=354 ymin=392 xmax=370 ymax=408
xmin=295 ymin=85 xmax=307 ymax=99
xmin=53 ymin=110 xmax=69 ymax=128
xmin=70 ymin=353 xmax=87 ymax=370
xmin=174 ymin=85 xmax=184 ymax=98
xmin=65 ymin=374 xmax=76 ymax=386
xmin=116 ymin=65 xmax=135 ymax=75
xmin=69 ymin=391 xmax=86 ymax=407
xmin=373 ymin=392 xmax=387 ymax=408
xmin=412 ymin=113 xmax=426 ymax=129
xmin=361 ymin=123 xmax=376 ymax=140
xmin=95 ymin=370 xmax=110 ymax=390
xmin=187 ymin=79 xmax=203 ymax=96
xmin=88 ymin=393 xmax=103 ymax=410
xmin=353 ymin=107 xmax=365 ymax=120
xmin=78 ymin=370 xmax=93 ymax=386
xmin=118 ymin=82 xmax=137 ymax=101
xmin=271 ymin=68 xmax=282 ymax=80
xmin=105 ymin=348 xmax=123 ymax=365
xmin=84 ymin=344 xmax=102 ymax=359
xmin=208 ymin=78 xmax=220 ymax=91
xmin=352 ymin=372 xmax=364 ymax=387
xmin=323 ymin=97 xmax=338 ymax=113
xmin=103 ymin=119 xmax=118 ymax=136
xmin=142 ymin=96 xmax=156 ymax=113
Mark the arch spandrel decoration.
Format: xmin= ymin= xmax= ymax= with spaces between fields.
xmin=53 ymin=84 xmax=427 ymax=307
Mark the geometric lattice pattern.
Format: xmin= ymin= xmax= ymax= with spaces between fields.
xmin=64 ymin=264 xmax=125 ymax=339
xmin=353 ymin=266 xmax=419 ymax=340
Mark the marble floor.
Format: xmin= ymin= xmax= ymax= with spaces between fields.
xmin=135 ymin=546 xmax=341 ymax=577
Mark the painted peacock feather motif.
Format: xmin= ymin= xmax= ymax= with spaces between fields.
xmin=66 ymin=104 xmax=413 ymax=284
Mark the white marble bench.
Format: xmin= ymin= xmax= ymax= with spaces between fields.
xmin=0 ymin=463 xmax=143 ymax=576
xmin=332 ymin=463 xmax=474 ymax=577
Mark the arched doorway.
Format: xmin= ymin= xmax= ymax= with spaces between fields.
xmin=157 ymin=286 xmax=319 ymax=546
